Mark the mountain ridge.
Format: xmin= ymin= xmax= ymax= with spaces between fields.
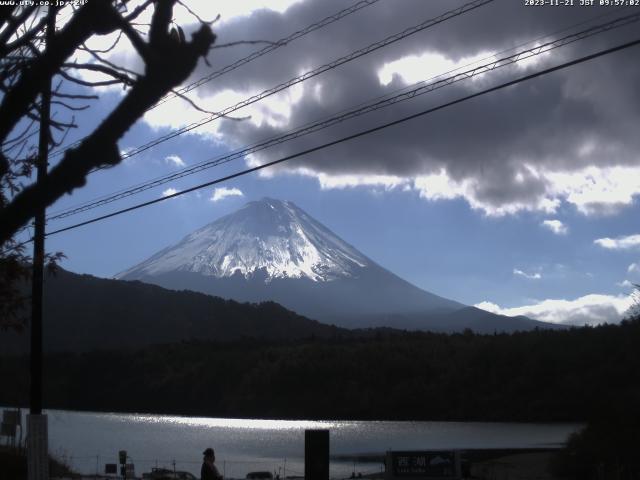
xmin=117 ymin=198 xmax=558 ymax=333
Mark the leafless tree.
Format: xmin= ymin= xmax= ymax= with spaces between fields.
xmin=0 ymin=0 xmax=218 ymax=329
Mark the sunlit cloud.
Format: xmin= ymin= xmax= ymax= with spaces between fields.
xmin=210 ymin=187 xmax=244 ymax=202
xmin=475 ymin=293 xmax=635 ymax=326
xmin=541 ymin=219 xmax=568 ymax=235
xmin=594 ymin=234 xmax=640 ymax=250
xmin=377 ymin=50 xmax=494 ymax=86
xmin=513 ymin=268 xmax=541 ymax=280
xmin=162 ymin=188 xmax=179 ymax=197
xmin=165 ymin=155 xmax=186 ymax=168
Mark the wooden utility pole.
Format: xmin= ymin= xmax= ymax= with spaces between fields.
xmin=28 ymin=6 xmax=55 ymax=480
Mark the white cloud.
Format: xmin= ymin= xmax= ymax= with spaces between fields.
xmin=541 ymin=219 xmax=568 ymax=235
xmin=295 ymin=167 xmax=407 ymax=191
xmin=210 ymin=187 xmax=244 ymax=202
xmin=594 ymin=234 xmax=640 ymax=250
xmin=629 ymin=263 xmax=640 ymax=274
xmin=378 ymin=50 xmax=494 ymax=86
xmin=617 ymin=280 xmax=634 ymax=288
xmin=475 ymin=293 xmax=635 ymax=326
xmin=513 ymin=268 xmax=541 ymax=280
xmin=162 ymin=188 xmax=179 ymax=197
xmin=474 ymin=301 xmax=502 ymax=314
xmin=412 ymin=169 xmax=560 ymax=217
xmin=545 ymin=166 xmax=640 ymax=216
xmin=412 ymin=168 xmax=560 ymax=217
xmin=173 ymin=0 xmax=303 ymax=25
xmin=255 ymin=163 xmax=640 ymax=218
xmin=165 ymin=155 xmax=186 ymax=168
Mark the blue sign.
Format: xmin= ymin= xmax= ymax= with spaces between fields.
xmin=390 ymin=451 xmax=456 ymax=477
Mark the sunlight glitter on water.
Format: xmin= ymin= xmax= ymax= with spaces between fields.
xmin=120 ymin=412 xmax=348 ymax=430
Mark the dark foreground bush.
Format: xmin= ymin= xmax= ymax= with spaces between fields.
xmin=551 ymin=410 xmax=640 ymax=480
xmin=0 ymin=447 xmax=78 ymax=480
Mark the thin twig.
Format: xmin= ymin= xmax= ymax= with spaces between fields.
xmin=170 ymin=89 xmax=250 ymax=121
xmin=177 ymin=0 xmax=219 ymax=26
xmin=58 ymin=70 xmax=124 ymax=88
xmin=79 ymin=30 xmax=123 ymax=54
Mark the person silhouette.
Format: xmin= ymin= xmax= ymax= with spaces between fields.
xmin=201 ymin=448 xmax=223 ymax=480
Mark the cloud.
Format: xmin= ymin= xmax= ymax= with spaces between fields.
xmin=475 ymin=293 xmax=635 ymax=326
xmin=162 ymin=188 xmax=179 ymax=197
xmin=594 ymin=234 xmax=640 ymax=250
xmin=629 ymin=263 xmax=640 ymax=274
xmin=617 ymin=280 xmax=634 ymax=288
xmin=180 ymin=0 xmax=640 ymax=217
xmin=165 ymin=155 xmax=186 ymax=168
xmin=513 ymin=268 xmax=541 ymax=280
xmin=210 ymin=187 xmax=244 ymax=202
xmin=541 ymin=219 xmax=568 ymax=235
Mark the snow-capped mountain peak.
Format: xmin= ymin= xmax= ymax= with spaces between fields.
xmin=117 ymin=198 xmax=369 ymax=282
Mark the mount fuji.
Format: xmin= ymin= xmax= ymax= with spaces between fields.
xmin=117 ymin=198 xmax=555 ymax=332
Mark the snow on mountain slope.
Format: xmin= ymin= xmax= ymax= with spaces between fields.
xmin=117 ymin=198 xmax=369 ymax=282
xmin=116 ymin=198 xmax=556 ymax=332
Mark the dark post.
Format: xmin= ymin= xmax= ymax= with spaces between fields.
xmin=27 ymin=7 xmax=55 ymax=480
xmin=305 ymin=429 xmax=329 ymax=480
xmin=30 ymin=4 xmax=55 ymax=419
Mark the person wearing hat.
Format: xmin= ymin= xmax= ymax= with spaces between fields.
xmin=202 ymin=447 xmax=223 ymax=480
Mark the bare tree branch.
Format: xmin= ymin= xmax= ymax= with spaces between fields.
xmin=171 ymin=88 xmax=250 ymax=120
xmin=52 ymin=92 xmax=99 ymax=100
xmin=79 ymin=30 xmax=123 ymax=54
xmin=58 ymin=69 xmax=124 ymax=88
xmin=0 ymin=5 xmax=37 ymax=49
xmin=62 ymin=62 xmax=137 ymax=85
xmin=177 ymin=0 xmax=219 ymax=26
xmin=0 ymin=0 xmax=124 ymax=147
xmin=0 ymin=2 xmax=216 ymax=244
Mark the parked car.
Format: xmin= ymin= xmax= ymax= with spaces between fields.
xmin=142 ymin=467 xmax=197 ymax=479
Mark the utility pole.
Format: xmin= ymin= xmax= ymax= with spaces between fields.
xmin=27 ymin=6 xmax=55 ymax=480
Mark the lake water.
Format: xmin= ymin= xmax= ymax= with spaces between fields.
xmin=2 ymin=408 xmax=581 ymax=479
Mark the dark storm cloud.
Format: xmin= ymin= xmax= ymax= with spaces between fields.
xmin=182 ymin=0 xmax=640 ymax=214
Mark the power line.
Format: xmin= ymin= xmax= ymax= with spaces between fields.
xmin=49 ymin=0 xmax=494 ymax=171
xmin=45 ymin=11 xmax=640 ymax=222
xmin=47 ymin=0 xmax=382 ymax=159
xmin=159 ymin=0 xmax=382 ymax=106
xmin=112 ymin=0 xmax=493 ymax=161
xmin=44 ymin=36 xmax=640 ymax=238
xmin=45 ymin=0 xmax=494 ymax=219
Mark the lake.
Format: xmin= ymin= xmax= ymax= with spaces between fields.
xmin=2 ymin=408 xmax=581 ymax=478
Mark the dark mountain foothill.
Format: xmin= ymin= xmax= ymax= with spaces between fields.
xmin=0 ymin=268 xmax=346 ymax=354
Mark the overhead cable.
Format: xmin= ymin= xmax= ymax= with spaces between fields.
xmin=47 ymin=0 xmax=382 ymax=159
xmin=46 ymin=11 xmax=640 ymax=222
xmin=44 ymin=36 xmax=640 ymax=237
xmin=49 ymin=0 xmax=494 ymax=167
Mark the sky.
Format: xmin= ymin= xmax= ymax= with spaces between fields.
xmin=19 ymin=0 xmax=640 ymax=326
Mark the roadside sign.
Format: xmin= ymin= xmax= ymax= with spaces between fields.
xmin=385 ymin=451 xmax=460 ymax=479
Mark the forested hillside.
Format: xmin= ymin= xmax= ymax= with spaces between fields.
xmin=2 ymin=319 xmax=639 ymax=421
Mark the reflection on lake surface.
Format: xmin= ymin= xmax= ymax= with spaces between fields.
xmin=3 ymin=408 xmax=581 ymax=478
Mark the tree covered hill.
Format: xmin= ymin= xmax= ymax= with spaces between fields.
xmin=2 ymin=319 xmax=639 ymax=422
xmin=0 ymin=268 xmax=346 ymax=354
